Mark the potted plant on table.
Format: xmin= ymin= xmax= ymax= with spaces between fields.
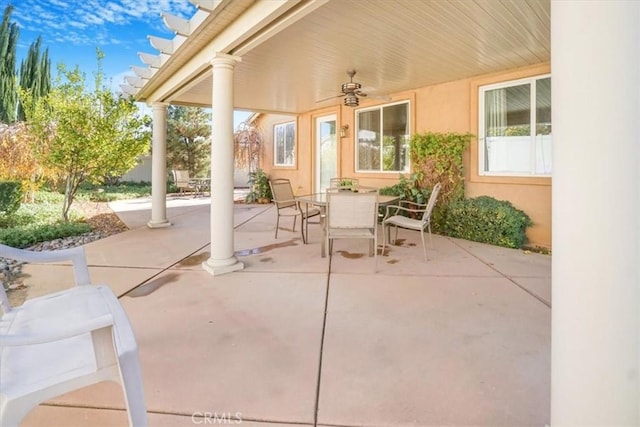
xmin=337 ymin=178 xmax=357 ymax=191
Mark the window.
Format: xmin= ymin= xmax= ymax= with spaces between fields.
xmin=274 ymin=122 xmax=295 ymax=166
xmin=479 ymin=75 xmax=551 ymax=176
xmin=356 ymin=101 xmax=410 ymax=172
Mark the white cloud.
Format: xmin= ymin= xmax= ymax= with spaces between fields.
xmin=13 ymin=0 xmax=196 ymax=46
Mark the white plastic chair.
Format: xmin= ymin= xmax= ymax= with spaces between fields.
xmin=0 ymin=244 xmax=147 ymax=427
xmin=325 ymin=188 xmax=379 ymax=268
xmin=382 ymin=183 xmax=442 ymax=261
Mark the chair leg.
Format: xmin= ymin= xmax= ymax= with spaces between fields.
xmin=382 ymin=224 xmax=388 ymax=254
xmin=300 ymin=218 xmax=307 ymax=244
xmin=1 ymin=399 xmax=32 ymax=427
xmin=374 ymin=234 xmax=378 ymax=272
xmin=420 ymin=229 xmax=428 ymax=261
xmin=305 ymin=217 xmax=309 ymax=244
xmin=275 ymin=215 xmax=280 ymax=239
xmin=118 ymin=350 xmax=148 ymax=427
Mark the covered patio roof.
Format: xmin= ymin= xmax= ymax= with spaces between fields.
xmin=129 ymin=0 xmax=550 ymax=114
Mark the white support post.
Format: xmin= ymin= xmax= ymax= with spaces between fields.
xmin=551 ymin=1 xmax=639 ymax=424
xmin=202 ymin=53 xmax=244 ymax=276
xmin=147 ymin=102 xmax=171 ymax=229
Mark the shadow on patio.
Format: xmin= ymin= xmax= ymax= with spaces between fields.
xmin=18 ymin=196 xmax=551 ymax=427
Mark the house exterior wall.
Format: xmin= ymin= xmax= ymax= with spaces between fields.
xmin=257 ymin=62 xmax=552 ymax=249
xmin=466 ymin=63 xmax=552 ymax=249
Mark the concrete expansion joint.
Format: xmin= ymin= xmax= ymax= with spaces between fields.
xmin=447 ymin=237 xmax=551 ymax=308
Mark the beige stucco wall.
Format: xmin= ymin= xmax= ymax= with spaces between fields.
xmin=121 ymin=155 xmax=152 ymax=183
xmin=466 ymin=63 xmax=552 ymax=249
xmin=257 ymin=62 xmax=552 ymax=249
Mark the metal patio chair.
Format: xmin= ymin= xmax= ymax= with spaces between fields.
xmin=268 ymin=178 xmax=321 ymax=244
xmin=382 ymin=182 xmax=442 ymax=261
xmin=325 ymin=188 xmax=379 ymax=269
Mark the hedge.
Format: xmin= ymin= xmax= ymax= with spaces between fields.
xmin=443 ymin=196 xmax=532 ymax=248
xmin=0 ymin=181 xmax=23 ymax=216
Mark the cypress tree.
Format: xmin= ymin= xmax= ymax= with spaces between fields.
xmin=18 ymin=35 xmax=51 ymax=121
xmin=0 ymin=5 xmax=19 ymax=123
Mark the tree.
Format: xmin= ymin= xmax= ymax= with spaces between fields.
xmin=166 ymin=105 xmax=211 ymax=176
xmin=17 ymin=35 xmax=51 ymax=121
xmin=0 ymin=5 xmax=19 ymax=123
xmin=0 ymin=121 xmax=52 ymax=201
xmin=24 ymin=52 xmax=151 ymax=220
xmin=233 ymin=119 xmax=263 ymax=173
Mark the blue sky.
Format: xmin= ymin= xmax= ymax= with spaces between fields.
xmin=8 ymin=0 xmax=251 ymax=124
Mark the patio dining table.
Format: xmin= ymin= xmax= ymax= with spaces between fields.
xmin=296 ymin=192 xmax=401 ymax=257
xmin=190 ymin=177 xmax=210 ymax=196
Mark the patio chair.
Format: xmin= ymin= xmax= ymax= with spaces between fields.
xmin=325 ymin=188 xmax=379 ymax=268
xmin=0 ymin=244 xmax=147 ymax=427
xmin=171 ymin=169 xmax=197 ymax=194
xmin=268 ymin=178 xmax=321 ymax=244
xmin=382 ymin=182 xmax=442 ymax=261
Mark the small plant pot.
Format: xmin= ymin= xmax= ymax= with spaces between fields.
xmin=258 ymin=197 xmax=271 ymax=204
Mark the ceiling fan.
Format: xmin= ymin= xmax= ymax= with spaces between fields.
xmin=316 ymin=69 xmax=390 ymax=106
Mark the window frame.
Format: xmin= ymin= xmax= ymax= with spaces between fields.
xmin=478 ymin=74 xmax=551 ymax=177
xmin=273 ymin=121 xmax=296 ymax=167
xmin=355 ymin=100 xmax=411 ymax=174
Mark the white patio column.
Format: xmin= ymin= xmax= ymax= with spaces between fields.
xmin=202 ymin=53 xmax=244 ymax=276
xmin=551 ymin=1 xmax=639 ymax=425
xmin=147 ymin=102 xmax=171 ymax=229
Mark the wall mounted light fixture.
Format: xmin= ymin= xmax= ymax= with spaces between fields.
xmin=340 ymin=124 xmax=349 ymax=138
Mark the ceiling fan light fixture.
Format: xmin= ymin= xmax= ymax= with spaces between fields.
xmin=344 ymin=93 xmax=359 ymax=107
xmin=342 ymin=81 xmax=361 ymax=93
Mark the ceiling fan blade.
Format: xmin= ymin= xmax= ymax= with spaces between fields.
xmin=315 ymin=93 xmax=343 ymax=103
xmin=356 ymin=90 xmax=391 ymax=102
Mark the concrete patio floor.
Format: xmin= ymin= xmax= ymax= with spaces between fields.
xmin=17 ymin=195 xmax=551 ymax=427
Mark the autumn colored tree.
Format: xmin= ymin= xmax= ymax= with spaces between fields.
xmin=24 ymin=52 xmax=151 ymax=220
xmin=233 ymin=119 xmax=263 ymax=173
xmin=0 ymin=122 xmax=49 ymax=200
xmin=166 ymin=105 xmax=211 ymax=176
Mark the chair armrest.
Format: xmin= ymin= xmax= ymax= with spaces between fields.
xmin=277 ymin=198 xmax=298 ymax=204
xmin=0 ymin=313 xmax=113 ymax=346
xmin=0 ymin=244 xmax=91 ymax=286
xmin=398 ymin=200 xmax=427 ymax=209
xmin=383 ymin=203 xmax=428 ymax=220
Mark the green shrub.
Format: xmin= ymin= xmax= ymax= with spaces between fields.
xmin=0 ymin=221 xmax=91 ymax=248
xmin=245 ymin=168 xmax=271 ymax=203
xmin=444 ymin=196 xmax=532 ymax=248
xmin=77 ymin=182 xmax=152 ymax=202
xmin=409 ymin=132 xmax=473 ymax=206
xmin=380 ymin=173 xmax=431 ymax=204
xmin=0 ymin=181 xmax=23 ymax=216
